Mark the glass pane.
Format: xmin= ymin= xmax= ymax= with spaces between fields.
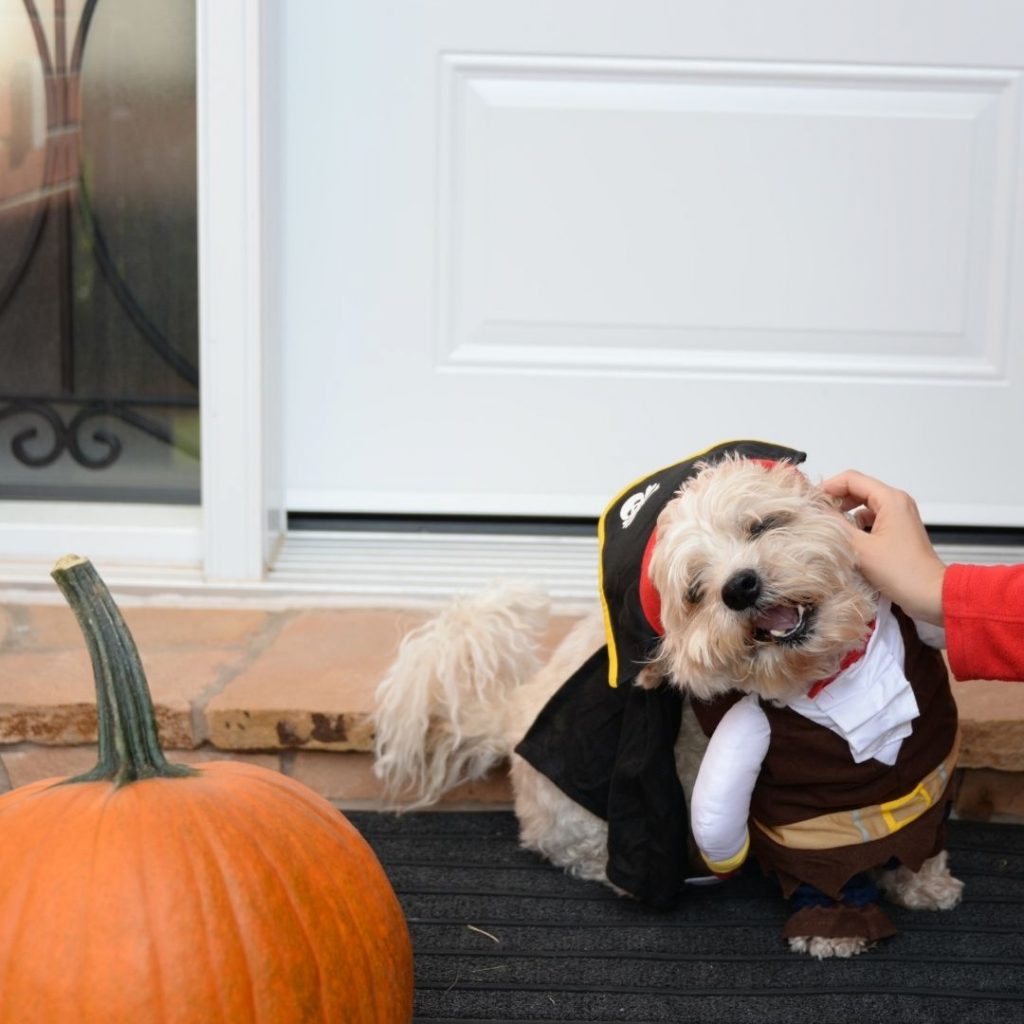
xmin=0 ymin=0 xmax=198 ymax=503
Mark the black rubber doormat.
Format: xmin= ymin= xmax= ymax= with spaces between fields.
xmin=347 ymin=811 xmax=1024 ymax=1024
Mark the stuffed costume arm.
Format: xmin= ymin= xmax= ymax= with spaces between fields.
xmin=690 ymin=693 xmax=771 ymax=874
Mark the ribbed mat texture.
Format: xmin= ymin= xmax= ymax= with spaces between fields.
xmin=349 ymin=811 xmax=1024 ymax=1024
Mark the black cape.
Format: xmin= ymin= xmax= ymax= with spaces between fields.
xmin=515 ymin=440 xmax=807 ymax=908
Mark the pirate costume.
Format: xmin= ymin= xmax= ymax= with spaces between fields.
xmin=516 ymin=439 xmax=960 ymax=936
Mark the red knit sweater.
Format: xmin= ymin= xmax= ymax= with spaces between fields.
xmin=944 ymin=564 xmax=1024 ymax=682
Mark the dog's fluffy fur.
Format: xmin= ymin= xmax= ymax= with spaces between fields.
xmin=373 ymin=458 xmax=962 ymax=957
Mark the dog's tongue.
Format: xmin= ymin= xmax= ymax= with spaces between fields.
xmin=753 ymin=605 xmax=800 ymax=633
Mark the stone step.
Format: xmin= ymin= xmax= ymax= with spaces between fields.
xmin=1 ymin=602 xmax=1022 ymax=819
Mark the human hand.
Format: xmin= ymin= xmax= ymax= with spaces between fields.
xmin=821 ymin=470 xmax=947 ymax=626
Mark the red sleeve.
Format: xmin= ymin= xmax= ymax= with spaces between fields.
xmin=943 ymin=563 xmax=1024 ymax=681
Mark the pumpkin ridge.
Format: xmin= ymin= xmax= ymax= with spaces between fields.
xmin=217 ymin=763 xmax=376 ymax=835
xmin=195 ymin=764 xmax=382 ymax=862
xmin=75 ymin=783 xmax=141 ymax=1021
xmin=166 ymin=789 xmax=233 ymax=1024
xmin=189 ymin=763 xmax=371 ymax=860
xmin=215 ymin=789 xmax=335 ymax=1024
xmin=133 ymin=799 xmax=173 ymax=1024
xmin=173 ymin=790 xmax=262 ymax=1023
xmin=80 ymin=780 xmax=118 ymax=1015
xmin=0 ymin=782 xmax=92 ymax=1014
xmin=206 ymin=775 xmax=408 ymax=1022
xmin=288 ymin=810 xmax=412 ymax=1022
xmin=189 ymin=775 xmax=367 ymax=1021
xmin=267 ymin=792 xmax=409 ymax=1022
xmin=219 ymin=777 xmax=390 ymax=1020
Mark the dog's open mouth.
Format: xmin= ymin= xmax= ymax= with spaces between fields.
xmin=752 ymin=603 xmax=814 ymax=645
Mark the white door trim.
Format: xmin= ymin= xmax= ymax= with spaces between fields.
xmin=197 ymin=0 xmax=284 ymax=582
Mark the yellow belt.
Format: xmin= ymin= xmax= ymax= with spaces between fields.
xmin=753 ymin=728 xmax=960 ymax=852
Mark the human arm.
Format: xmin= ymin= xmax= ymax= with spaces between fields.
xmin=943 ymin=563 xmax=1024 ymax=681
xmin=690 ymin=694 xmax=771 ymax=875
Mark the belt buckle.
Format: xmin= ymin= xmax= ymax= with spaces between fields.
xmin=880 ymin=781 xmax=933 ymax=832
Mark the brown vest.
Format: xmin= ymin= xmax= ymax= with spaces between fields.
xmin=695 ymin=606 xmax=958 ymax=898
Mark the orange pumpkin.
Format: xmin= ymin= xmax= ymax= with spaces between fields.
xmin=0 ymin=556 xmax=413 ymax=1023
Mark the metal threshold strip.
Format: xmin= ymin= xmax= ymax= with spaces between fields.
xmin=269 ymin=529 xmax=601 ymax=604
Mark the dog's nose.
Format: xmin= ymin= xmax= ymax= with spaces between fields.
xmin=721 ymin=569 xmax=762 ymax=611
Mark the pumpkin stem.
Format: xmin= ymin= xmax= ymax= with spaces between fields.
xmin=51 ymin=555 xmax=196 ymax=786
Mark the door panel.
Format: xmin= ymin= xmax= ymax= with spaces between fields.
xmin=280 ymin=1 xmax=1024 ymax=524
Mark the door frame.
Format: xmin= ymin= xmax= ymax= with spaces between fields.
xmin=197 ymin=0 xmax=284 ymax=583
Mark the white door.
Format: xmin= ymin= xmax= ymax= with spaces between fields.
xmin=279 ymin=1 xmax=1024 ymax=526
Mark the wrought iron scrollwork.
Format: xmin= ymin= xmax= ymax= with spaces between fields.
xmin=0 ymin=396 xmax=199 ymax=471
xmin=0 ymin=0 xmax=199 ymax=476
xmin=0 ymin=400 xmax=66 ymax=468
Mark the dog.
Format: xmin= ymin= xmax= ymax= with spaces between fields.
xmin=373 ymin=442 xmax=963 ymax=958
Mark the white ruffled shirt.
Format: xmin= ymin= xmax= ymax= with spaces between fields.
xmin=786 ymin=599 xmax=919 ymax=767
xmin=690 ymin=600 xmax=929 ymax=868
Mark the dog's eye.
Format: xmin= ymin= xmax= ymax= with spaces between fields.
xmin=749 ymin=512 xmax=792 ymax=538
xmin=686 ymin=581 xmax=703 ymax=605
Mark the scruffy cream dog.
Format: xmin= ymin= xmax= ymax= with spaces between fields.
xmin=374 ymin=444 xmax=963 ymax=958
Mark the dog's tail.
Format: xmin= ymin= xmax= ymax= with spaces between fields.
xmin=373 ymin=583 xmax=551 ymax=808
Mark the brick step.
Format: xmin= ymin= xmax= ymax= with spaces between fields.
xmin=1 ymin=603 xmax=1022 ymax=819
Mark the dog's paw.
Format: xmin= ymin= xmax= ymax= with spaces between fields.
xmin=788 ymin=935 xmax=872 ymax=959
xmin=878 ymin=851 xmax=964 ymax=911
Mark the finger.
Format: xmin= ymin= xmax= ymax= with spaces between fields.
xmin=822 ymin=470 xmax=894 ymax=515
xmin=820 ymin=474 xmax=853 ymax=499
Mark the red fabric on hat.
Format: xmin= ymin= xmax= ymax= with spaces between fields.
xmin=639 ymin=528 xmax=663 ymax=636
